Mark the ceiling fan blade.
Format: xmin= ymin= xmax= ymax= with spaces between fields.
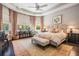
xmin=40 ymin=4 xmax=48 ymax=8
xmin=35 ymin=3 xmax=40 ymax=9
xmin=36 ymin=8 xmax=43 ymax=11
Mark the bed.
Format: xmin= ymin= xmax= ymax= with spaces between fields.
xmin=32 ymin=24 xmax=68 ymax=47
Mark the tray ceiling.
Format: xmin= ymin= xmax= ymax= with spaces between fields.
xmin=2 ymin=3 xmax=78 ymax=16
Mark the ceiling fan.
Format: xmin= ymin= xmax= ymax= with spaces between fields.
xmin=28 ymin=3 xmax=48 ymax=10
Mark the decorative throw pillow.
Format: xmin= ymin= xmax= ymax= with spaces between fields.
xmin=50 ymin=28 xmax=59 ymax=33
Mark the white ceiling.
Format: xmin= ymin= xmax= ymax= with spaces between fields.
xmin=2 ymin=3 xmax=78 ymax=16
xmin=13 ymin=3 xmax=60 ymax=13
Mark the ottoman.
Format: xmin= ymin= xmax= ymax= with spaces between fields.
xmin=32 ymin=37 xmax=49 ymax=46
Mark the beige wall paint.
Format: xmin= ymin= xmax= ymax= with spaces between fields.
xmin=36 ymin=16 xmax=41 ymax=25
xmin=17 ymin=13 xmax=30 ymax=25
xmin=44 ymin=4 xmax=79 ymax=28
xmin=2 ymin=6 xmax=10 ymax=33
xmin=3 ymin=4 xmax=79 ymax=31
xmin=2 ymin=6 xmax=9 ymax=23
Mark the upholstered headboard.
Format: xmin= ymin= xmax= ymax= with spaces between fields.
xmin=55 ymin=24 xmax=68 ymax=33
xmin=48 ymin=24 xmax=68 ymax=33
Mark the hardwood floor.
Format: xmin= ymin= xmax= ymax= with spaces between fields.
xmin=67 ymin=43 xmax=79 ymax=56
xmin=11 ymin=38 xmax=79 ymax=56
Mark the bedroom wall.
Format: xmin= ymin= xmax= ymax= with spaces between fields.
xmin=17 ymin=13 xmax=30 ymax=25
xmin=17 ymin=13 xmax=42 ymax=30
xmin=2 ymin=6 xmax=10 ymax=33
xmin=36 ymin=16 xmax=41 ymax=25
xmin=2 ymin=6 xmax=9 ymax=24
xmin=44 ymin=4 xmax=79 ymax=28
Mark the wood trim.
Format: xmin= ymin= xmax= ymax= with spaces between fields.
xmin=0 ymin=4 xmax=2 ymax=30
xmin=33 ymin=16 xmax=36 ymax=30
xmin=9 ymin=9 xmax=13 ymax=35
xmin=9 ymin=9 xmax=17 ymax=39
xmin=30 ymin=16 xmax=36 ymax=30
xmin=13 ymin=11 xmax=17 ymax=36
xmin=40 ymin=16 xmax=44 ymax=31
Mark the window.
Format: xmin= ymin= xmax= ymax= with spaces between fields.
xmin=2 ymin=6 xmax=9 ymax=33
xmin=18 ymin=25 xmax=30 ymax=31
xmin=35 ymin=17 xmax=41 ymax=31
xmin=3 ymin=23 xmax=9 ymax=32
xmin=36 ymin=24 xmax=40 ymax=30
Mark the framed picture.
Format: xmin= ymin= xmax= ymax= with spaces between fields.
xmin=52 ymin=15 xmax=62 ymax=24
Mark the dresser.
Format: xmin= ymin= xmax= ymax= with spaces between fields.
xmin=67 ymin=32 xmax=79 ymax=44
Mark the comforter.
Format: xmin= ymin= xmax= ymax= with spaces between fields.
xmin=50 ymin=31 xmax=67 ymax=46
xmin=35 ymin=31 xmax=67 ymax=46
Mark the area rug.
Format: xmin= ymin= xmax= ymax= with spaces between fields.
xmin=27 ymin=44 xmax=73 ymax=56
xmin=12 ymin=38 xmax=73 ymax=56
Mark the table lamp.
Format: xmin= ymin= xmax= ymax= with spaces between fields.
xmin=68 ymin=26 xmax=75 ymax=33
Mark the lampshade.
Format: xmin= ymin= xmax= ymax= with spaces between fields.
xmin=67 ymin=26 xmax=75 ymax=33
xmin=68 ymin=26 xmax=75 ymax=29
xmin=19 ymin=25 xmax=22 ymax=29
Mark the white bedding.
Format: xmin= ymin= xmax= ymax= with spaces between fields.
xmin=36 ymin=31 xmax=67 ymax=40
xmin=32 ymin=37 xmax=49 ymax=46
xmin=50 ymin=31 xmax=67 ymax=46
xmin=50 ymin=31 xmax=67 ymax=41
xmin=36 ymin=32 xmax=52 ymax=39
xmin=34 ymin=31 xmax=67 ymax=46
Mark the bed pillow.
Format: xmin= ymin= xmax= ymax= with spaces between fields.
xmin=48 ymin=28 xmax=60 ymax=33
xmin=38 ymin=33 xmax=52 ymax=39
